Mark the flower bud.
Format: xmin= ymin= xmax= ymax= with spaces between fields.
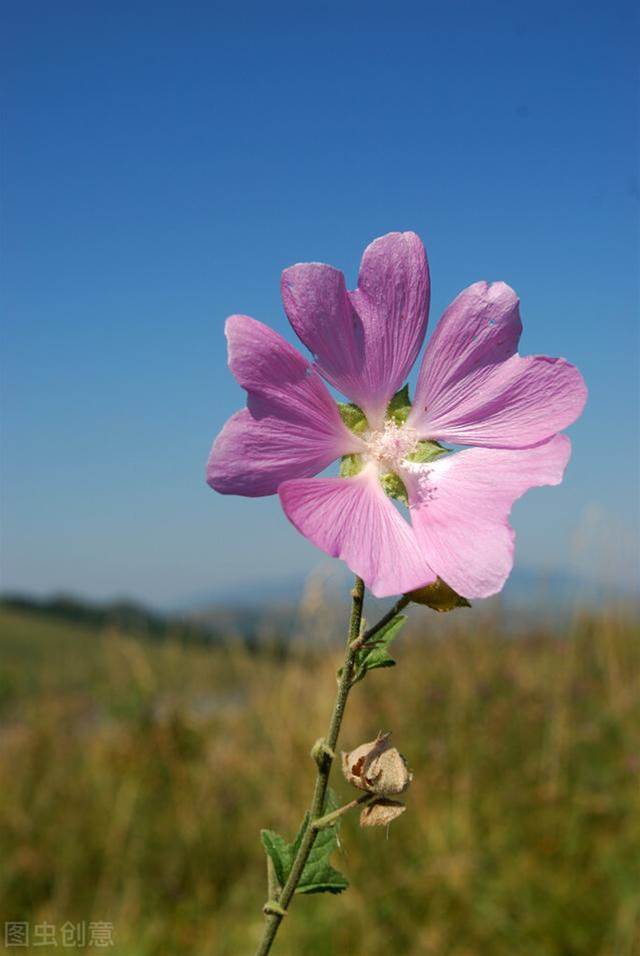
xmin=360 ymin=798 xmax=406 ymax=828
xmin=341 ymin=732 xmax=412 ymax=796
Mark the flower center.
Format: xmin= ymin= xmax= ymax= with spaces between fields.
xmin=363 ymin=421 xmax=419 ymax=471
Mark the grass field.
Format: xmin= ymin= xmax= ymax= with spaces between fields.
xmin=0 ymin=601 xmax=639 ymax=955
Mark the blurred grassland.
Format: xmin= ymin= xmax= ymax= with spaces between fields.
xmin=0 ymin=603 xmax=639 ymax=956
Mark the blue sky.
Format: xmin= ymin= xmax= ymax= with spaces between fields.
xmin=2 ymin=1 xmax=638 ymax=607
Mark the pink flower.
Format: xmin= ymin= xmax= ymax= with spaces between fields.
xmin=207 ymin=233 xmax=587 ymax=599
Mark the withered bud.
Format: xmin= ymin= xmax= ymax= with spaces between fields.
xmin=360 ymin=798 xmax=406 ymax=828
xmin=341 ymin=732 xmax=412 ymax=796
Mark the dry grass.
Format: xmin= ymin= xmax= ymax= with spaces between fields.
xmin=0 ymin=602 xmax=639 ymax=955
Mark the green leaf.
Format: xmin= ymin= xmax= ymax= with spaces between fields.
xmin=338 ymin=402 xmax=368 ymax=434
xmin=260 ymin=790 xmax=349 ymax=897
xmin=406 ymin=440 xmax=449 ymax=464
xmin=260 ymin=829 xmax=290 ymax=889
xmin=407 ymin=577 xmax=471 ymax=612
xmin=297 ymin=789 xmax=348 ymax=895
xmin=386 ymin=384 xmax=411 ymax=424
xmin=379 ymin=471 xmax=408 ymax=505
xmin=351 ymin=614 xmax=406 ymax=684
xmin=340 ymin=453 xmax=364 ymax=477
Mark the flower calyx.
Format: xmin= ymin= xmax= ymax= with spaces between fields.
xmin=359 ymin=798 xmax=406 ymax=828
xmin=407 ymin=577 xmax=471 ymax=612
xmin=337 ymin=386 xmax=449 ymax=497
xmin=341 ymin=732 xmax=412 ymax=796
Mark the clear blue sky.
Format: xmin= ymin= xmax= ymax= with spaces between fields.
xmin=2 ymin=1 xmax=638 ymax=607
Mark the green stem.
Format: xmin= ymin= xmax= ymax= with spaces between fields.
xmin=360 ymin=594 xmax=410 ymax=645
xmin=266 ymin=854 xmax=280 ymax=903
xmin=254 ymin=578 xmax=364 ymax=956
xmin=253 ymin=580 xmax=410 ymax=956
xmin=313 ymin=792 xmax=375 ymax=830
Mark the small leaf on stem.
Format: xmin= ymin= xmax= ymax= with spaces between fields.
xmin=260 ymin=830 xmax=290 ymax=889
xmin=260 ymin=789 xmax=349 ymax=896
xmin=349 ymin=614 xmax=406 ymax=684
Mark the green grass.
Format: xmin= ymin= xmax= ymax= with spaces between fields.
xmin=0 ymin=605 xmax=639 ymax=955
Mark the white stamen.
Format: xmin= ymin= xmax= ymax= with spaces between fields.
xmin=363 ymin=421 xmax=419 ymax=471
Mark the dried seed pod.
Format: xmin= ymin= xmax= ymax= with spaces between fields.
xmin=360 ymin=798 xmax=406 ymax=828
xmin=341 ymin=732 xmax=412 ymax=795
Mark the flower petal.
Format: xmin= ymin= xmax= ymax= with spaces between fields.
xmin=402 ymin=436 xmax=571 ymax=599
xmin=207 ymin=315 xmax=362 ymax=496
xmin=413 ymin=281 xmax=522 ymax=400
xmin=282 ymin=232 xmax=430 ymax=427
xmin=278 ymin=463 xmax=436 ymax=597
xmin=409 ymin=282 xmax=587 ymax=447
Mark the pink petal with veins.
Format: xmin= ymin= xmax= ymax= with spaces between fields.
xmin=207 ymin=315 xmax=361 ymax=496
xmin=282 ymin=232 xmax=429 ymax=427
xmin=279 ymin=464 xmax=436 ymax=597
xmin=402 ymin=435 xmax=572 ymax=599
xmin=409 ymin=282 xmax=586 ymax=447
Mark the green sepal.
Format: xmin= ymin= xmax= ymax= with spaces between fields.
xmin=379 ymin=471 xmax=408 ymax=505
xmin=338 ymin=402 xmax=368 ymax=435
xmin=406 ymin=440 xmax=449 ymax=464
xmin=407 ymin=577 xmax=471 ymax=612
xmin=340 ymin=453 xmax=364 ymax=477
xmin=260 ymin=789 xmax=349 ymax=896
xmin=386 ymin=384 xmax=412 ymax=424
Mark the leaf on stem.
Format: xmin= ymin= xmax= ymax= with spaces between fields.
xmin=260 ymin=829 xmax=289 ymax=889
xmin=345 ymin=614 xmax=406 ymax=685
xmin=260 ymin=789 xmax=349 ymax=896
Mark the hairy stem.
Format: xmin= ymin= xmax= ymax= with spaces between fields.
xmin=254 ymin=582 xmax=411 ymax=955
xmin=255 ymin=576 xmax=365 ymax=954
xmin=313 ymin=792 xmax=375 ymax=830
xmin=360 ymin=594 xmax=410 ymax=644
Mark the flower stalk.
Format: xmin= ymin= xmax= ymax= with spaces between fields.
xmin=312 ymin=793 xmax=375 ymax=831
xmin=254 ymin=579 xmax=409 ymax=956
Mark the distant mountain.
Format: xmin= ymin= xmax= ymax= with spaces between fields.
xmin=0 ymin=592 xmax=223 ymax=644
xmin=3 ymin=565 xmax=635 ymax=649
xmin=0 ymin=590 xmax=305 ymax=648
xmin=177 ymin=564 xmax=632 ymax=615
xmin=175 ymin=573 xmax=314 ymax=611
